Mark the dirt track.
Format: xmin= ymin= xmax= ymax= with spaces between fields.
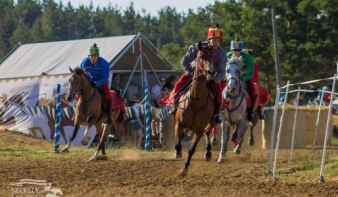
xmin=0 ymin=148 xmax=337 ymax=197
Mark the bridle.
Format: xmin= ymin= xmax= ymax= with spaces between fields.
xmin=68 ymin=73 xmax=96 ymax=102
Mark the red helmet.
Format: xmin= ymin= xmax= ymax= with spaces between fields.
xmin=207 ymin=23 xmax=223 ymax=40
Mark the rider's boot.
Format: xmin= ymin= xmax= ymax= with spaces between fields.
xmin=106 ymin=99 xmax=113 ymax=124
xmin=247 ymin=95 xmax=257 ymax=121
xmin=256 ymin=106 xmax=266 ymax=120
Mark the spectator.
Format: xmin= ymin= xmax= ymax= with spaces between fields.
xmin=111 ymin=73 xmax=123 ymax=96
xmin=151 ymin=87 xmax=169 ymax=147
xmin=129 ymin=93 xmax=144 ymax=149
xmin=293 ymin=92 xmax=308 ymax=106
xmin=150 ymin=77 xmax=166 ymax=134
xmin=164 ymin=74 xmax=178 ymax=92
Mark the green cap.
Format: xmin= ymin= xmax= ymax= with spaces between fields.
xmin=88 ymin=43 xmax=99 ymax=56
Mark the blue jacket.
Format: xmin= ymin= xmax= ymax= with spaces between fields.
xmin=181 ymin=41 xmax=227 ymax=84
xmin=79 ymin=57 xmax=110 ymax=86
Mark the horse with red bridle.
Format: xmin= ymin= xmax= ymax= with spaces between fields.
xmin=173 ymin=41 xmax=217 ymax=176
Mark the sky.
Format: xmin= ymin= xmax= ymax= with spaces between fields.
xmin=60 ymin=0 xmax=217 ymax=16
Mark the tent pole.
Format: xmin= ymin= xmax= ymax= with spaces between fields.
xmin=139 ymin=33 xmax=144 ymax=99
xmin=109 ymin=34 xmax=140 ymax=69
xmin=121 ymin=55 xmax=141 ymax=98
xmin=143 ymin=53 xmax=161 ymax=84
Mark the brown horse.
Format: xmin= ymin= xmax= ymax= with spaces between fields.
xmin=173 ymin=41 xmax=217 ymax=176
xmin=61 ymin=67 xmax=123 ymax=161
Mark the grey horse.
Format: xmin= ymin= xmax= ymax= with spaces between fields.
xmin=217 ymin=58 xmax=250 ymax=163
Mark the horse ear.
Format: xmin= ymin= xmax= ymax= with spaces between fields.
xmin=69 ymin=67 xmax=74 ymax=73
xmin=197 ymin=41 xmax=203 ymax=51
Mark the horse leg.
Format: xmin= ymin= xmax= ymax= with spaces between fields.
xmin=204 ymin=130 xmax=212 ymax=161
xmin=234 ymin=121 xmax=249 ymax=155
xmin=90 ymin=123 xmax=108 ymax=161
xmin=61 ymin=123 xmax=80 ymax=152
xmin=60 ymin=126 xmax=68 ymax=144
xmin=248 ymin=126 xmax=255 ymax=146
xmin=211 ymin=126 xmax=219 ymax=146
xmin=174 ymin=123 xmax=184 ymax=158
xmin=181 ymin=132 xmax=203 ymax=176
xmin=81 ymin=125 xmax=91 ymax=146
xmin=231 ymin=127 xmax=238 ymax=147
xmin=218 ymin=122 xmax=230 ymax=163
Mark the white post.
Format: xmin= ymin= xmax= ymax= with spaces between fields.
xmin=319 ymin=74 xmax=337 ymax=183
xmin=273 ymin=80 xmax=290 ymax=181
xmin=290 ymin=86 xmax=300 ymax=162
xmin=311 ymin=87 xmax=325 ymax=158
xmin=268 ymin=85 xmax=280 ymax=173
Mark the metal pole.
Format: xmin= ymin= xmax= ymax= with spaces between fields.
xmin=139 ymin=33 xmax=144 ymax=99
xmin=290 ymin=87 xmax=300 ymax=162
xmin=272 ymin=7 xmax=281 ymax=87
xmin=311 ymin=87 xmax=325 ymax=158
xmin=273 ymin=80 xmax=290 ymax=181
xmin=267 ymin=85 xmax=280 ymax=172
xmin=121 ymin=55 xmax=141 ymax=98
xmin=319 ymin=74 xmax=337 ymax=183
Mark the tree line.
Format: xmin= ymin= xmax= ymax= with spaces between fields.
xmin=0 ymin=0 xmax=337 ymax=97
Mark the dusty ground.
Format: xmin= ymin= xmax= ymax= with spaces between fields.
xmin=0 ymin=131 xmax=338 ymax=197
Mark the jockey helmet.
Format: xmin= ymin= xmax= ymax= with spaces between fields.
xmin=88 ymin=43 xmax=99 ymax=56
xmin=230 ymin=37 xmax=244 ymax=50
xmin=207 ymin=23 xmax=223 ymax=40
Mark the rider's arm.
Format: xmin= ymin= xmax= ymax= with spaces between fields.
xmin=95 ymin=58 xmax=110 ymax=86
xmin=79 ymin=58 xmax=87 ymax=69
xmin=180 ymin=44 xmax=198 ymax=74
xmin=241 ymin=53 xmax=254 ymax=82
xmin=213 ymin=50 xmax=227 ymax=84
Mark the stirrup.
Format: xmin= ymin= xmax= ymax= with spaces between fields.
xmin=213 ymin=114 xmax=222 ymax=124
xmin=247 ymin=112 xmax=254 ymax=121
xmin=258 ymin=113 xmax=266 ymax=120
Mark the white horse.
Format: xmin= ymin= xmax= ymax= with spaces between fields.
xmin=217 ymin=58 xmax=250 ymax=163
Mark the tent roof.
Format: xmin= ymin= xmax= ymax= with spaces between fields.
xmin=0 ymin=34 xmax=176 ymax=79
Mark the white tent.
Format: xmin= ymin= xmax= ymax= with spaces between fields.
xmin=0 ymin=33 xmax=177 ymax=146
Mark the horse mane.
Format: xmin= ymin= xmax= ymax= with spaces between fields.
xmin=227 ymin=57 xmax=244 ymax=69
xmin=72 ymin=66 xmax=93 ymax=85
xmin=73 ymin=66 xmax=85 ymax=75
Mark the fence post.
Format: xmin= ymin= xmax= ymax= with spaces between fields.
xmin=54 ymin=84 xmax=61 ymax=153
xmin=144 ymin=90 xmax=151 ymax=151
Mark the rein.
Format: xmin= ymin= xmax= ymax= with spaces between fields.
xmin=225 ymin=63 xmax=246 ymax=113
xmin=69 ymin=73 xmax=96 ymax=103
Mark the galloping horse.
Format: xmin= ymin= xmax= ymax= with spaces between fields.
xmin=217 ymin=58 xmax=250 ymax=163
xmin=62 ymin=67 xmax=123 ymax=161
xmin=173 ymin=41 xmax=216 ymax=176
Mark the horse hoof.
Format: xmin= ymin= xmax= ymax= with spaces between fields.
xmin=175 ymin=151 xmax=182 ymax=159
xmin=211 ymin=136 xmax=218 ymax=146
xmin=61 ymin=148 xmax=69 ymax=153
xmin=248 ymin=140 xmax=254 ymax=146
xmin=181 ymin=168 xmax=188 ymax=176
xmin=204 ymin=152 xmax=212 ymax=161
xmin=234 ymin=147 xmax=241 ymax=155
xmin=217 ymin=158 xmax=225 ymax=163
xmin=81 ymin=140 xmax=88 ymax=146
xmin=97 ymin=155 xmax=108 ymax=160
xmin=89 ymin=156 xmax=97 ymax=161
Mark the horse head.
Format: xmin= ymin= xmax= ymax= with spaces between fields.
xmin=194 ymin=41 xmax=216 ymax=81
xmin=65 ymin=67 xmax=90 ymax=101
xmin=225 ymin=57 xmax=244 ymax=94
